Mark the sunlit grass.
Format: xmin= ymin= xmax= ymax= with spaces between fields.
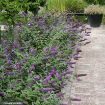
xmin=47 ymin=0 xmax=66 ymax=12
xmin=47 ymin=0 xmax=87 ymax=13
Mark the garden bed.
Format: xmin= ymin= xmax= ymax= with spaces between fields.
xmin=0 ymin=11 xmax=91 ymax=105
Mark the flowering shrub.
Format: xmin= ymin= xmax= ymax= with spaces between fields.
xmin=0 ymin=13 xmax=90 ymax=105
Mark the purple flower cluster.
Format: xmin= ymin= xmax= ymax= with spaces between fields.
xmin=13 ymin=62 xmax=22 ymax=70
xmin=0 ymin=92 xmax=4 ymax=97
xmin=40 ymin=88 xmax=54 ymax=92
xmin=43 ymin=67 xmax=57 ymax=84
xmin=29 ymin=48 xmax=37 ymax=55
xmin=34 ymin=75 xmax=40 ymax=81
xmin=43 ymin=46 xmax=58 ymax=58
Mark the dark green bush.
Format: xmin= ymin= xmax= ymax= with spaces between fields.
xmin=83 ymin=0 xmax=105 ymax=5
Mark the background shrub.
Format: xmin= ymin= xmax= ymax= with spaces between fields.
xmin=83 ymin=0 xmax=105 ymax=5
xmin=47 ymin=0 xmax=87 ymax=13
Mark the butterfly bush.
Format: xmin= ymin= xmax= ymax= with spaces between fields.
xmin=0 ymin=12 xmax=91 ymax=105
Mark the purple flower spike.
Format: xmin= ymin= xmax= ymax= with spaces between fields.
xmin=76 ymin=48 xmax=82 ymax=53
xmin=19 ymin=47 xmax=25 ymax=52
xmin=4 ymin=48 xmax=9 ymax=55
xmin=66 ymin=70 xmax=73 ymax=74
xmin=70 ymin=65 xmax=75 ymax=68
xmin=74 ymin=55 xmax=81 ymax=60
xmin=13 ymin=41 xmax=19 ymax=49
xmin=0 ymin=92 xmax=4 ymax=97
xmin=34 ymin=75 xmax=40 ymax=81
xmin=68 ymin=61 xmax=76 ymax=65
xmin=14 ymin=63 xmax=22 ymax=70
xmin=50 ymin=67 xmax=56 ymax=76
xmin=40 ymin=88 xmax=54 ymax=92
xmin=56 ymin=92 xmax=64 ymax=98
xmin=44 ymin=75 xmax=52 ymax=84
xmin=29 ymin=48 xmax=37 ymax=55
xmin=51 ymin=47 xmax=58 ymax=54
xmin=43 ymin=67 xmax=57 ymax=84
xmin=61 ymin=71 xmax=66 ymax=76
xmin=43 ymin=80 xmax=48 ymax=85
xmin=7 ymin=60 xmax=12 ymax=65
xmin=62 ymin=70 xmax=73 ymax=76
xmin=61 ymin=83 xmax=66 ymax=88
xmin=30 ymin=64 xmax=36 ymax=71
xmin=56 ymin=71 xmax=62 ymax=80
